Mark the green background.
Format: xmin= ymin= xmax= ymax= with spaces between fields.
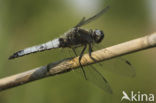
xmin=0 ymin=0 xmax=156 ymax=103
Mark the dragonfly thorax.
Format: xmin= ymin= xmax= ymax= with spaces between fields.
xmin=92 ymin=30 xmax=104 ymax=43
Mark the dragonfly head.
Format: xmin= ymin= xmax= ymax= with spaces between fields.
xmin=92 ymin=30 xmax=104 ymax=43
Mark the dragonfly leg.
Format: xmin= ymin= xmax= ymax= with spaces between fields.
xmin=78 ymin=45 xmax=87 ymax=80
xmin=88 ymin=43 xmax=98 ymax=62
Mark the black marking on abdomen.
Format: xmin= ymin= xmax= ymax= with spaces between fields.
xmin=8 ymin=50 xmax=23 ymax=60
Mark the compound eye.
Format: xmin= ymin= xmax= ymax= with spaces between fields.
xmin=95 ymin=30 xmax=102 ymax=36
xmin=93 ymin=30 xmax=104 ymax=43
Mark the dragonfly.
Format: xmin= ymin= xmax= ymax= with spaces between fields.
xmin=9 ymin=6 xmax=135 ymax=93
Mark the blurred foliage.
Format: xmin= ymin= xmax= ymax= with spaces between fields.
xmin=0 ymin=0 xmax=156 ymax=103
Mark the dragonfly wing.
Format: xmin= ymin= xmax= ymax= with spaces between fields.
xmin=85 ymin=64 xmax=113 ymax=93
xmin=72 ymin=46 xmax=113 ymax=93
xmin=103 ymin=57 xmax=136 ymax=77
xmin=92 ymin=43 xmax=136 ymax=77
xmin=75 ymin=6 xmax=110 ymax=28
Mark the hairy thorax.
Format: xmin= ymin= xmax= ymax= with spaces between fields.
xmin=59 ymin=28 xmax=93 ymax=48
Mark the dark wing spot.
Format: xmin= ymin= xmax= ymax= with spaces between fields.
xmin=125 ymin=60 xmax=132 ymax=66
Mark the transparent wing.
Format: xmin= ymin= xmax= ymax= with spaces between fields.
xmin=73 ymin=46 xmax=113 ymax=94
xmin=61 ymin=48 xmax=75 ymax=58
xmin=75 ymin=6 xmax=110 ymax=28
xmin=37 ymin=47 xmax=72 ymax=63
xmin=101 ymin=57 xmax=136 ymax=77
xmin=85 ymin=64 xmax=113 ymax=93
xmin=92 ymin=43 xmax=136 ymax=77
